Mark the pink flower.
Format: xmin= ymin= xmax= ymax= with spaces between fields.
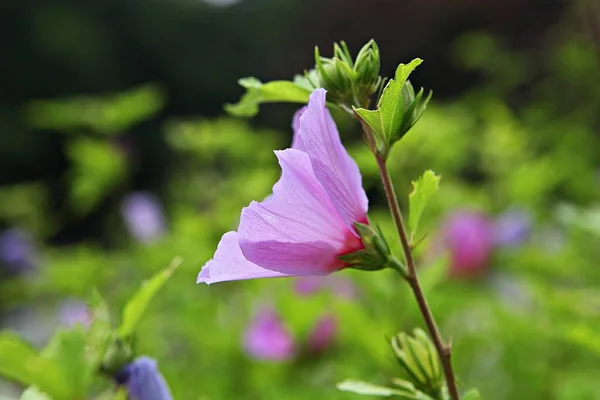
xmin=306 ymin=313 xmax=337 ymax=355
xmin=243 ymin=308 xmax=296 ymax=361
xmin=197 ymin=89 xmax=369 ymax=284
xmin=440 ymin=210 xmax=494 ymax=278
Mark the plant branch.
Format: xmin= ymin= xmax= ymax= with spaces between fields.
xmin=375 ymin=155 xmax=460 ymax=400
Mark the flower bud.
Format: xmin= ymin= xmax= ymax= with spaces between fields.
xmin=116 ymin=356 xmax=173 ymax=400
xmin=353 ymin=40 xmax=381 ymax=100
xmin=390 ymin=329 xmax=444 ymax=398
xmin=315 ymin=40 xmax=381 ymax=108
xmin=396 ymin=80 xmax=432 ymax=143
xmin=338 ymin=223 xmax=399 ymax=273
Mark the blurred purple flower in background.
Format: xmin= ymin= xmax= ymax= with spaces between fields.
xmin=58 ymin=299 xmax=90 ymax=329
xmin=493 ymin=209 xmax=531 ymax=248
xmin=294 ymin=276 xmax=327 ymax=296
xmin=0 ymin=228 xmax=36 ymax=275
xmin=116 ymin=356 xmax=173 ymax=400
xmin=121 ymin=192 xmax=166 ymax=244
xmin=243 ymin=308 xmax=295 ymax=361
xmin=294 ymin=276 xmax=358 ymax=300
xmin=441 ymin=210 xmax=494 ymax=278
xmin=306 ymin=313 xmax=337 ymax=355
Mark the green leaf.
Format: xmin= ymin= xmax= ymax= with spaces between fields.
xmin=378 ymin=59 xmax=423 ymax=141
xmin=118 ymin=257 xmax=182 ymax=340
xmin=86 ymin=289 xmax=114 ymax=368
xmin=463 ymin=389 xmax=481 ymax=400
xmin=354 ymin=59 xmax=424 ymax=155
xmin=337 ymin=380 xmax=417 ymax=397
xmin=25 ymin=84 xmax=165 ymax=134
xmin=0 ymin=332 xmax=70 ymax=399
xmin=408 ymin=170 xmax=441 ymax=243
xmin=41 ymin=328 xmax=94 ymax=398
xmin=67 ymin=138 xmax=128 ymax=215
xmin=94 ymin=388 xmax=128 ymax=400
xmin=225 ymin=78 xmax=312 ymax=117
xmin=20 ymin=387 xmax=52 ymax=400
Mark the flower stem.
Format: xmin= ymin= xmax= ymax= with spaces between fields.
xmin=375 ymin=155 xmax=460 ymax=400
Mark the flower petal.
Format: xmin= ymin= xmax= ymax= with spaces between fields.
xmin=291 ymin=106 xmax=307 ymax=150
xmin=238 ymin=149 xmax=350 ymax=275
xmin=197 ymin=231 xmax=290 ymax=284
xmin=297 ymin=89 xmax=369 ymax=229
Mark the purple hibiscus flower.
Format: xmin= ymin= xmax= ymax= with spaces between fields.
xmin=198 ymin=89 xmax=368 ymax=284
xmin=198 ymin=89 xmax=369 ymax=284
xmin=440 ymin=210 xmax=494 ymax=277
xmin=243 ymin=308 xmax=296 ymax=361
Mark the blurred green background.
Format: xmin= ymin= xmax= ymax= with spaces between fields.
xmin=1 ymin=0 xmax=600 ymax=398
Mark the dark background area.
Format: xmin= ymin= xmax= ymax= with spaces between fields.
xmin=0 ymin=0 xmax=588 ymax=244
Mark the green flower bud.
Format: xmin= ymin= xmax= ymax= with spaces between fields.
xmin=100 ymin=337 xmax=134 ymax=377
xmin=338 ymin=222 xmax=406 ymax=274
xmin=315 ymin=40 xmax=382 ymax=109
xmin=391 ymin=329 xmax=445 ymax=399
xmin=353 ymin=40 xmax=381 ymax=101
xmin=397 ymin=80 xmax=432 ymax=142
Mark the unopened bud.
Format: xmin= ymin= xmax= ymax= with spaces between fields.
xmin=315 ymin=40 xmax=381 ymax=109
xmin=390 ymin=329 xmax=444 ymax=398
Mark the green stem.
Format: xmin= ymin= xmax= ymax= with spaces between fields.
xmin=375 ymin=155 xmax=460 ymax=400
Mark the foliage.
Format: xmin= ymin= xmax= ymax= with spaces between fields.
xmin=1 ymin=22 xmax=600 ymax=400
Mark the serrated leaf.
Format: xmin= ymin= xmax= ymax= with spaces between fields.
xmin=0 ymin=332 xmax=70 ymax=399
xmin=225 ymin=78 xmax=312 ymax=117
xmin=20 ymin=387 xmax=52 ymax=400
xmin=463 ymin=389 xmax=481 ymax=400
xmin=408 ymin=170 xmax=441 ymax=243
xmin=118 ymin=257 xmax=182 ymax=340
xmin=337 ymin=380 xmax=416 ymax=397
xmin=41 ymin=328 xmax=94 ymax=398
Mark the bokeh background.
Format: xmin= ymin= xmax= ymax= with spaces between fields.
xmin=1 ymin=0 xmax=600 ymax=398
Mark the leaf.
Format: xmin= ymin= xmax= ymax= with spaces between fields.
xmin=118 ymin=257 xmax=182 ymax=340
xmin=41 ymin=328 xmax=94 ymax=398
xmin=94 ymin=388 xmax=128 ymax=400
xmin=225 ymin=78 xmax=312 ymax=117
xmin=463 ymin=389 xmax=481 ymax=400
xmin=354 ymin=59 xmax=422 ymax=142
xmin=25 ymin=84 xmax=165 ymax=134
xmin=86 ymin=289 xmax=114 ymax=368
xmin=0 ymin=332 xmax=70 ymax=399
xmin=67 ymin=138 xmax=128 ymax=215
xmin=337 ymin=380 xmax=417 ymax=398
xmin=408 ymin=170 xmax=441 ymax=243
xmin=378 ymin=59 xmax=423 ymax=141
xmin=20 ymin=387 xmax=52 ymax=400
